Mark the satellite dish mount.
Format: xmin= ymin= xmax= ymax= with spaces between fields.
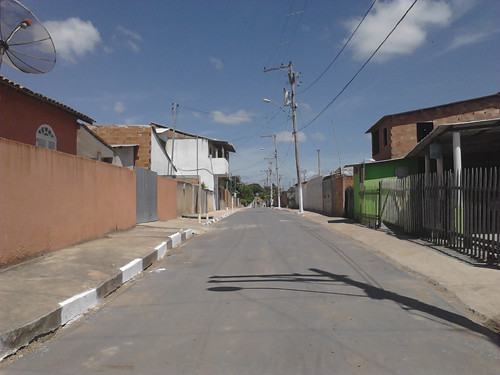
xmin=0 ymin=0 xmax=56 ymax=74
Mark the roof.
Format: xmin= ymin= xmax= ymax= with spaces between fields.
xmin=406 ymin=118 xmax=500 ymax=158
xmin=150 ymin=122 xmax=236 ymax=153
xmin=365 ymin=92 xmax=500 ymax=134
xmin=345 ymin=157 xmax=406 ymax=168
xmin=0 ymin=75 xmax=95 ymax=124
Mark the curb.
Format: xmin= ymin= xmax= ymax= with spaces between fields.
xmin=0 ymin=228 xmax=196 ymax=362
xmin=203 ymin=210 xmax=235 ymax=226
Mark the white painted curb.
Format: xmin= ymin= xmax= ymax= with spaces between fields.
xmin=1 ymin=220 xmax=235 ymax=362
xmin=169 ymin=232 xmax=182 ymax=248
xmin=155 ymin=241 xmax=168 ymax=260
xmin=203 ymin=210 xmax=236 ymax=226
xmin=59 ymin=289 xmax=98 ymax=325
xmin=120 ymin=258 xmax=143 ymax=283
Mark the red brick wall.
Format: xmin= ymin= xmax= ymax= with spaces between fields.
xmin=371 ymin=95 xmax=500 ymax=160
xmin=336 ymin=175 xmax=353 ymax=216
xmin=92 ymin=125 xmax=152 ymax=168
xmin=0 ymin=85 xmax=79 ymax=155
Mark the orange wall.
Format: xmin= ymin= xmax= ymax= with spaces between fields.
xmin=0 ymin=138 xmax=136 ymax=267
xmin=157 ymin=176 xmax=178 ymax=221
xmin=0 ymin=85 xmax=79 ymax=155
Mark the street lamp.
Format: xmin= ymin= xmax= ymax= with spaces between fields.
xmin=262 ymin=95 xmax=303 ymax=213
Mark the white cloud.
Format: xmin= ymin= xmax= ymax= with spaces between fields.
xmin=114 ymin=101 xmax=126 ymax=113
xmin=276 ymin=130 xmax=306 ymax=143
xmin=45 ymin=18 xmax=101 ymax=62
xmin=125 ymin=40 xmax=141 ymax=53
xmin=117 ymin=26 xmax=143 ymax=41
xmin=210 ymin=109 xmax=252 ymax=125
xmin=210 ymin=57 xmax=223 ymax=70
xmin=311 ymin=132 xmax=326 ymax=141
xmin=448 ymin=29 xmax=498 ymax=51
xmin=345 ymin=0 xmax=452 ymax=62
xmin=118 ymin=26 xmax=142 ymax=52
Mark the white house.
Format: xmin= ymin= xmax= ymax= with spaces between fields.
xmin=154 ymin=124 xmax=235 ymax=207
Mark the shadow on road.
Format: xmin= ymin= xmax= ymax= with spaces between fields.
xmin=208 ymin=268 xmax=499 ymax=346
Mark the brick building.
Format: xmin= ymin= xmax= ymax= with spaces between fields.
xmin=366 ymin=93 xmax=500 ymax=161
xmin=89 ymin=124 xmax=173 ymax=175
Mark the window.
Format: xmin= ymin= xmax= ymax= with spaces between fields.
xmin=383 ymin=128 xmax=388 ymax=147
xmin=371 ymin=129 xmax=380 ymax=156
xmin=36 ymin=125 xmax=57 ymax=150
xmin=417 ymin=122 xmax=433 ymax=142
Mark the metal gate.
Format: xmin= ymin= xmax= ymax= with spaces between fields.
xmin=135 ymin=167 xmax=158 ymax=223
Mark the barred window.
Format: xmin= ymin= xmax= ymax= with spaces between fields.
xmin=36 ymin=125 xmax=57 ymax=150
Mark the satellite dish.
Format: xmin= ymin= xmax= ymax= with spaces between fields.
xmin=0 ymin=0 xmax=56 ymax=74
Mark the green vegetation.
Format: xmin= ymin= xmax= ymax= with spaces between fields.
xmin=228 ymin=176 xmax=278 ymax=206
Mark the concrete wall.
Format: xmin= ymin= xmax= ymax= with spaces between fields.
xmin=177 ymin=181 xmax=195 ymax=216
xmin=151 ymin=131 xmax=172 ymax=176
xmin=0 ymin=138 xmax=136 ymax=267
xmin=303 ymin=176 xmax=324 ymax=212
xmin=157 ymin=176 xmax=177 ymax=221
xmin=171 ymin=138 xmax=215 ymax=190
xmin=323 ymin=174 xmax=354 ymax=217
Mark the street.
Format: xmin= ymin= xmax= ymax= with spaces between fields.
xmin=2 ymin=208 xmax=499 ymax=374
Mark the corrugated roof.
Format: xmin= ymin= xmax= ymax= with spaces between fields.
xmin=0 ymin=75 xmax=95 ymax=124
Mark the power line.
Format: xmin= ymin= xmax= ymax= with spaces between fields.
xmin=299 ymin=0 xmax=377 ymax=94
xmin=299 ymin=0 xmax=418 ymax=132
xmin=281 ymin=0 xmax=309 ymax=62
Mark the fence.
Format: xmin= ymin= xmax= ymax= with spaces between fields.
xmin=0 ymin=138 xmax=136 ymax=267
xmin=1 ymin=138 xmax=239 ymax=267
xmin=359 ymin=167 xmax=500 ymax=265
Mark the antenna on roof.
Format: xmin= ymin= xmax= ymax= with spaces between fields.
xmin=169 ymin=102 xmax=179 ymax=175
xmin=0 ymin=0 xmax=56 ymax=74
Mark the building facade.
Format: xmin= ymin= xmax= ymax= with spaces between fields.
xmin=366 ymin=93 xmax=500 ymax=161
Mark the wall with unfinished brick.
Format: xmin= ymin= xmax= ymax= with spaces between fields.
xmin=91 ymin=125 xmax=152 ymax=169
xmin=371 ymin=94 xmax=500 ymax=160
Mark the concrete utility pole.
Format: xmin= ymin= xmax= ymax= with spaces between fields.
xmin=317 ymin=149 xmax=321 ymax=176
xmin=265 ymin=157 xmax=274 ymax=207
xmin=263 ymin=61 xmax=303 ymax=212
xmin=170 ymin=102 xmax=179 ymax=175
xmin=261 ymin=134 xmax=281 ymax=208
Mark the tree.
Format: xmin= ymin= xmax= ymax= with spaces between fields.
xmin=227 ymin=176 xmax=264 ymax=206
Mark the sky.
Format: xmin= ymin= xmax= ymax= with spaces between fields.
xmin=2 ymin=0 xmax=499 ymax=189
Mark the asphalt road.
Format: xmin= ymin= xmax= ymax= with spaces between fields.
xmin=2 ymin=209 xmax=499 ymax=374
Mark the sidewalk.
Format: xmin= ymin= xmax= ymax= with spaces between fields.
xmin=0 ymin=209 xmax=237 ymax=361
xmin=294 ymin=209 xmax=500 ymax=335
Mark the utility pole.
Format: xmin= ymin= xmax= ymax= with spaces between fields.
xmin=265 ymin=157 xmax=274 ymax=207
xmin=317 ymin=149 xmax=321 ymax=176
xmin=261 ymin=134 xmax=281 ymax=208
xmin=170 ymin=102 xmax=179 ymax=175
xmin=263 ymin=61 xmax=303 ymax=212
